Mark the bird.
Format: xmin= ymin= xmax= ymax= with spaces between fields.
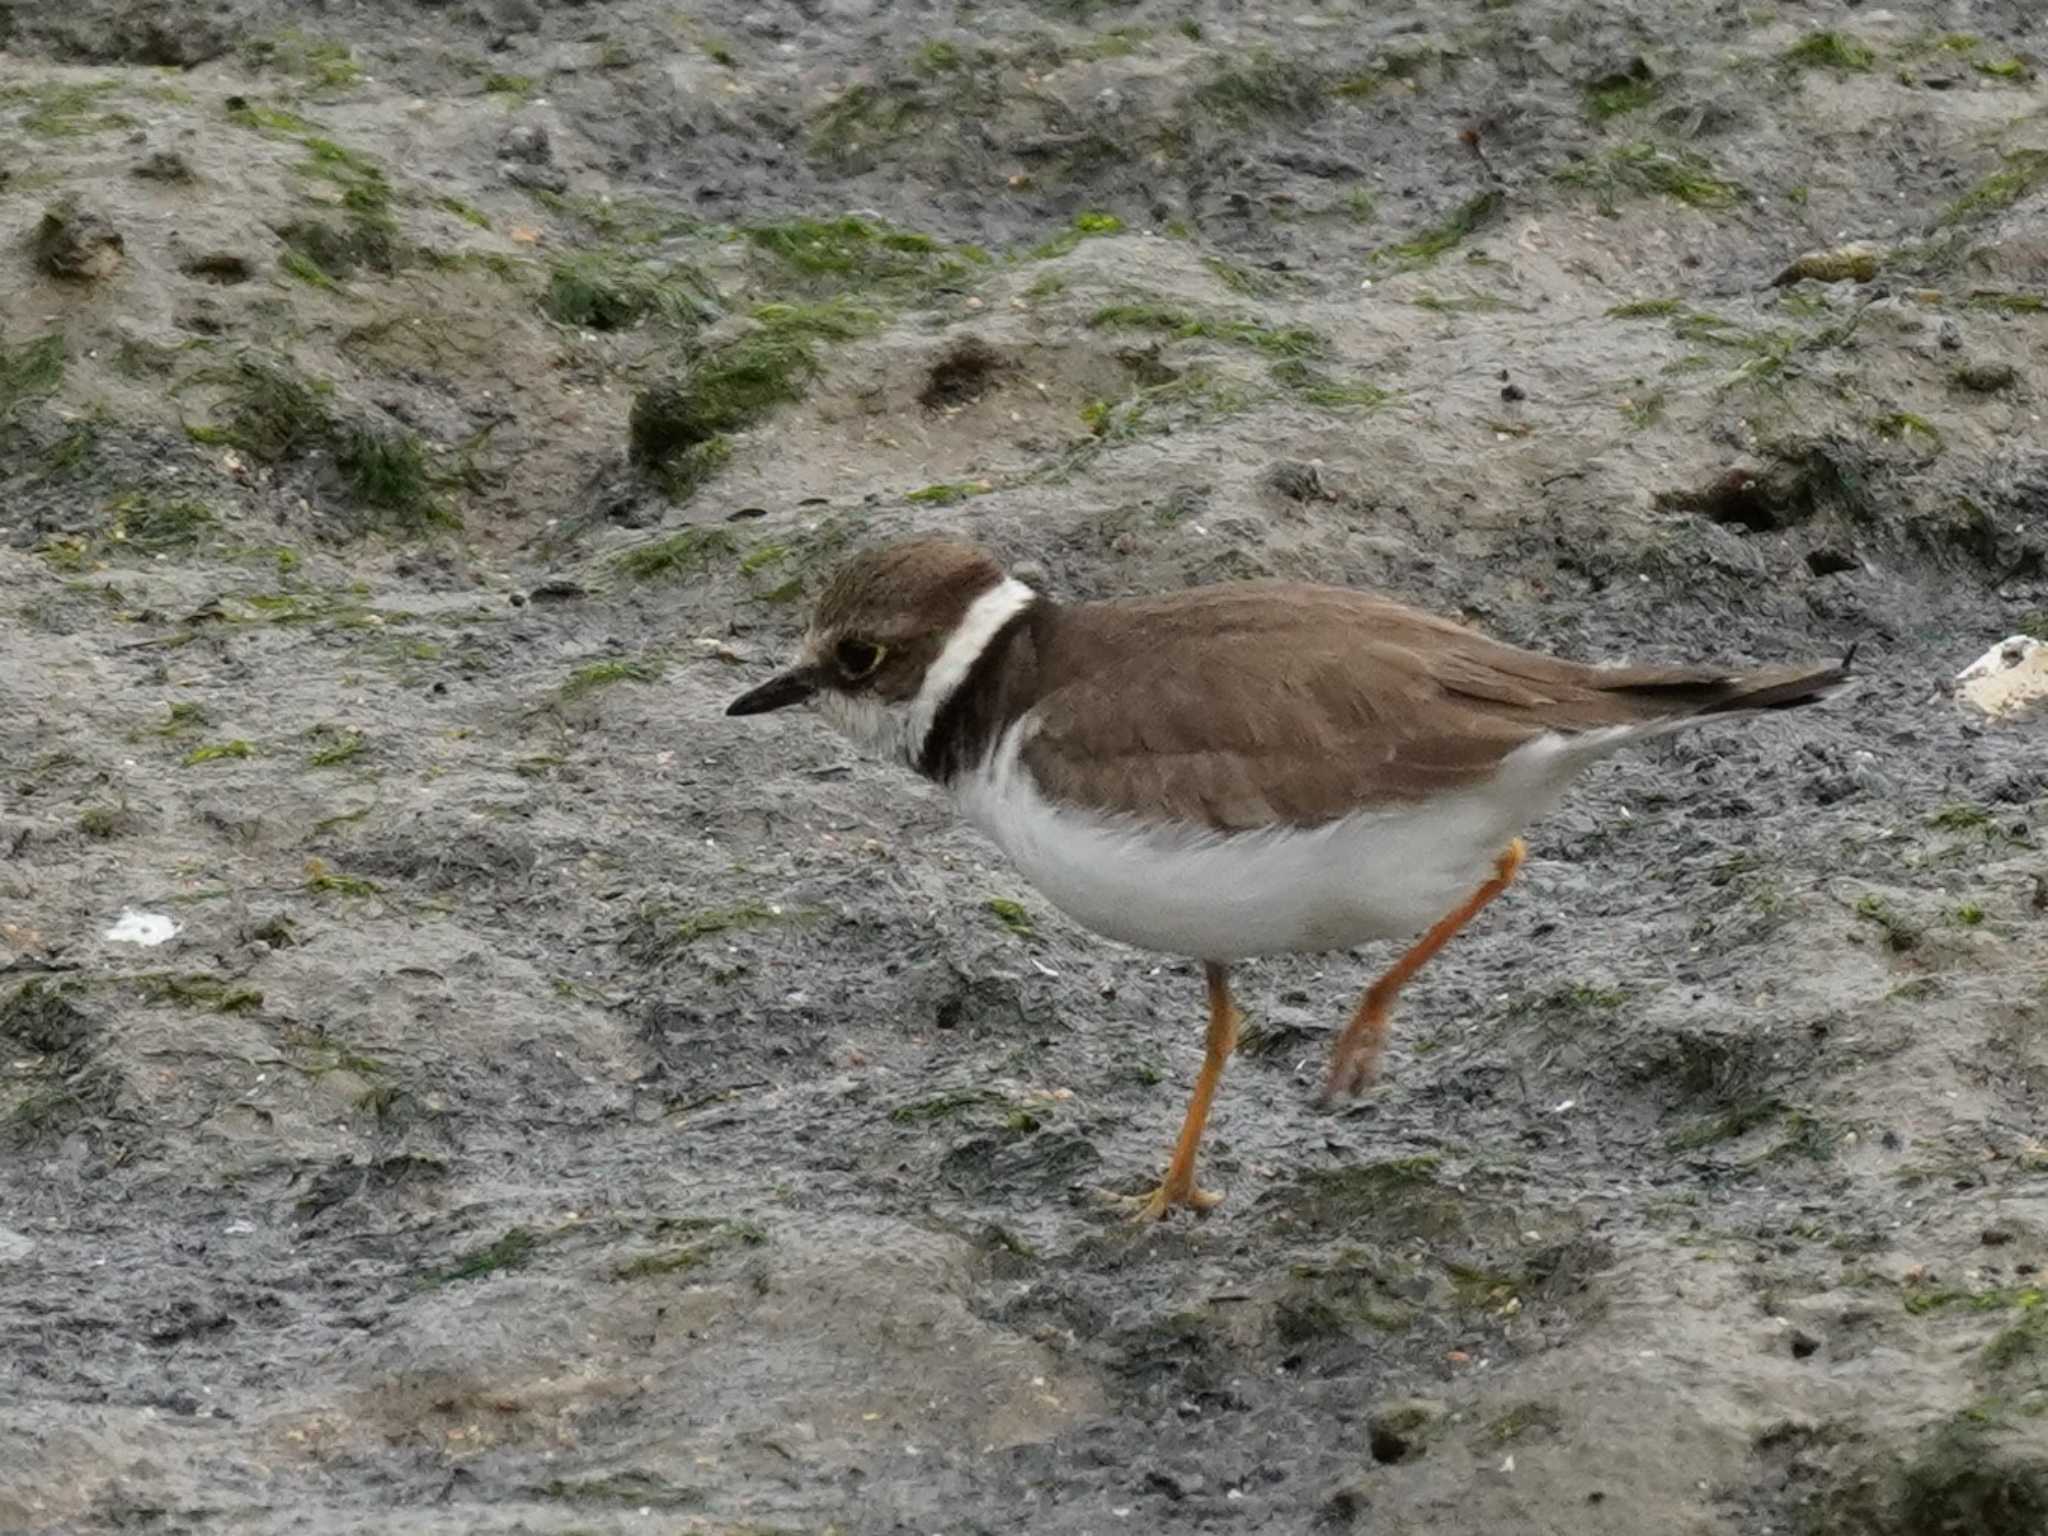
xmin=726 ymin=536 xmax=1854 ymax=1221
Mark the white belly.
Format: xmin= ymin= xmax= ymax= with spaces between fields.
xmin=950 ymin=729 xmax=1582 ymax=961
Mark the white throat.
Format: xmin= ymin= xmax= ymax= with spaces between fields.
xmin=814 ymin=575 xmax=1038 ymax=769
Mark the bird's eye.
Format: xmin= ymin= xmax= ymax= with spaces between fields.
xmin=835 ymin=638 xmax=885 ymax=680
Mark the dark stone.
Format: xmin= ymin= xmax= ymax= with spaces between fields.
xmin=11 ymin=15 xmax=230 ymax=66
xmin=179 ymin=252 xmax=252 ymax=285
xmin=1274 ymin=148 xmax=1364 ymax=179
xmin=278 ymin=217 xmax=394 ymax=280
xmin=133 ymin=20 xmax=232 ymax=67
xmin=1806 ymin=546 xmax=1858 ymax=577
xmin=32 ymin=200 xmax=124 ymax=281
xmin=1955 ymin=361 xmax=2017 ymax=393
xmin=1264 ymin=460 xmax=1331 ymax=503
xmin=502 ymin=161 xmax=568 ymax=193
xmin=1144 ymin=1468 xmax=1188 ymax=1500
xmin=499 ymin=121 xmax=551 ymax=164
xmin=132 ymin=149 xmax=196 ymax=182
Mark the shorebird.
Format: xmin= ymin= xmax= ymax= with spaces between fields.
xmin=729 ymin=537 xmax=1852 ymax=1219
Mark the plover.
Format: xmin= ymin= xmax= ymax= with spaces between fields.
xmin=729 ymin=537 xmax=1852 ymax=1220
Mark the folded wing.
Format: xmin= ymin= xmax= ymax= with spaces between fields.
xmin=1021 ymin=585 xmax=1849 ymax=832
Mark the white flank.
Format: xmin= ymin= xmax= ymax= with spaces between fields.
xmin=952 ymin=719 xmax=1665 ymax=961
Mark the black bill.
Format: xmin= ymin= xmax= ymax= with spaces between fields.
xmin=726 ymin=666 xmax=818 ymax=716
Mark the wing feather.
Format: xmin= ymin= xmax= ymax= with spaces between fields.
xmin=1017 ymin=585 xmax=1838 ymax=832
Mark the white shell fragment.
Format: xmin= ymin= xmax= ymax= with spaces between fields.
xmin=1955 ymin=635 xmax=2048 ymax=720
xmin=104 ymin=909 xmax=180 ymax=946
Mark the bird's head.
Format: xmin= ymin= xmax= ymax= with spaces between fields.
xmin=726 ymin=536 xmax=1036 ymax=767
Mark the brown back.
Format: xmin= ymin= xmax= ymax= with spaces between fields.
xmin=1013 ymin=583 xmax=1844 ymax=830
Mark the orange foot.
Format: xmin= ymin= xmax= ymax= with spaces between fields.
xmin=1316 ymin=1031 xmax=1386 ymax=1108
xmin=1109 ymin=961 xmax=1240 ymax=1222
xmin=1099 ymin=1178 xmax=1226 ymax=1224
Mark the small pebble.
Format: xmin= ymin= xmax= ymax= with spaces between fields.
xmin=1954 ymin=360 xmax=2015 ymax=392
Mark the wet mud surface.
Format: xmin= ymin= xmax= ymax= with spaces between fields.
xmin=2 ymin=1 xmax=2046 ymax=1531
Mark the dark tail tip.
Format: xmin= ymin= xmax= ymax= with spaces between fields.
xmin=1703 ymin=649 xmax=1861 ymax=716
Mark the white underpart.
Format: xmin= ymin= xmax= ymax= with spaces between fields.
xmin=956 ymin=719 xmax=1676 ymax=962
xmin=813 ymin=575 xmax=1039 ymax=769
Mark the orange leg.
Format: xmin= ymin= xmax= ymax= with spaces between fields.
xmin=1116 ymin=963 xmax=1240 ymax=1223
xmin=1317 ymin=837 xmax=1527 ymax=1107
